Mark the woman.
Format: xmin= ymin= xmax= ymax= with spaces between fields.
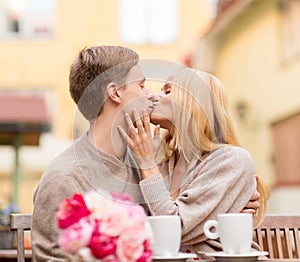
xmin=119 ymin=68 xmax=269 ymax=258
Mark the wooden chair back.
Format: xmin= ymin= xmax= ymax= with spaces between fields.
xmin=10 ymin=213 xmax=32 ymax=262
xmin=254 ymin=214 xmax=300 ymax=260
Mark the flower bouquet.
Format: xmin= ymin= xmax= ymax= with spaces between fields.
xmin=56 ymin=191 xmax=153 ymax=262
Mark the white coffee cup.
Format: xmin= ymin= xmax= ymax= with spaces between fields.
xmin=203 ymin=213 xmax=253 ymax=254
xmin=147 ymin=215 xmax=181 ymax=257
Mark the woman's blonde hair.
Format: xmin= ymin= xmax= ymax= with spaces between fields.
xmin=157 ymin=68 xmax=269 ymax=227
xmin=255 ymin=176 xmax=270 ymax=227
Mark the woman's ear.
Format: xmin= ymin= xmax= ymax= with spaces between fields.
xmin=106 ymin=83 xmax=121 ymax=104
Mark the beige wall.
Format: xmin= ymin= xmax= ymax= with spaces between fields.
xmin=0 ymin=0 xmax=209 ymax=212
xmin=216 ymin=8 xmax=280 ymax=186
xmin=216 ymin=3 xmax=300 ymax=186
xmin=192 ymin=1 xmax=300 ymax=213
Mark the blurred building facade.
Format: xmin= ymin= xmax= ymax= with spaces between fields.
xmin=1 ymin=0 xmax=299 ymax=215
xmin=190 ymin=0 xmax=300 ymax=213
xmin=0 ymin=0 xmax=213 ymax=212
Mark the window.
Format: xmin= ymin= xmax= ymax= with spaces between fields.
xmin=280 ymin=0 xmax=300 ymax=62
xmin=119 ymin=0 xmax=178 ymax=44
xmin=271 ymin=112 xmax=300 ymax=186
xmin=0 ymin=0 xmax=56 ymax=40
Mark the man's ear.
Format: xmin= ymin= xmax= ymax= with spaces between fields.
xmin=106 ymin=83 xmax=121 ymax=103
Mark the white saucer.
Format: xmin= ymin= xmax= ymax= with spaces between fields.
xmin=204 ymin=251 xmax=268 ymax=262
xmin=152 ymin=252 xmax=197 ymax=261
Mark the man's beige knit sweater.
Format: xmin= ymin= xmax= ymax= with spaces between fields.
xmin=32 ymin=134 xmax=145 ymax=261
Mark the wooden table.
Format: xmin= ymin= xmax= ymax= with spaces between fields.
xmin=1 ymin=250 xmax=298 ymax=262
xmin=0 ymin=249 xmax=32 ymax=262
xmin=153 ymin=256 xmax=300 ymax=261
xmin=199 ymin=260 xmax=300 ymax=262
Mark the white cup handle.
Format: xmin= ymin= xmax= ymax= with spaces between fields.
xmin=203 ymin=220 xmax=219 ymax=239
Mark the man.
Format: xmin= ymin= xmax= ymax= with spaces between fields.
xmin=32 ymin=45 xmax=153 ymax=261
xmin=32 ymin=45 xmax=260 ymax=261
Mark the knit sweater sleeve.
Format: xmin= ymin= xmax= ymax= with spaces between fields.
xmin=139 ymin=146 xmax=256 ymax=245
xmin=32 ymin=173 xmax=84 ymax=262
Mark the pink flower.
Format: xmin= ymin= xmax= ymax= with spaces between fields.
xmin=111 ymin=192 xmax=133 ymax=203
xmin=117 ymin=240 xmax=144 ymax=262
xmin=117 ymin=224 xmax=149 ymax=262
xmin=90 ymin=221 xmax=118 ymax=259
xmin=84 ymin=191 xmax=112 ymax=219
xmin=56 ymin=191 xmax=154 ymax=261
xmin=102 ymin=255 xmax=119 ymax=262
xmin=121 ymin=224 xmax=147 ymax=246
xmin=137 ymin=240 xmax=153 ymax=262
xmin=58 ymin=217 xmax=93 ymax=254
xmin=56 ymin=194 xmax=90 ymax=229
xmin=100 ymin=204 xmax=130 ymax=236
xmin=127 ymin=204 xmax=147 ymax=227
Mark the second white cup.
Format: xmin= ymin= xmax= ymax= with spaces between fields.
xmin=203 ymin=213 xmax=253 ymax=254
xmin=147 ymin=215 xmax=181 ymax=257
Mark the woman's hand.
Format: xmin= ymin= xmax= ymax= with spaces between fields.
xmin=242 ymin=175 xmax=261 ymax=215
xmin=241 ymin=187 xmax=260 ymax=215
xmin=118 ymin=109 xmax=161 ymax=178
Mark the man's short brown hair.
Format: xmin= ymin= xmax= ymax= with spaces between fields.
xmin=69 ymin=45 xmax=139 ymax=120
